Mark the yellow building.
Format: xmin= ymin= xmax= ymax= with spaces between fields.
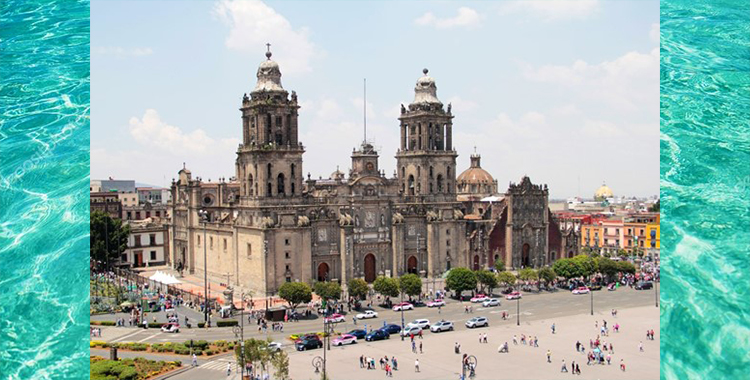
xmin=645 ymin=222 xmax=660 ymax=250
xmin=623 ymin=221 xmax=647 ymax=253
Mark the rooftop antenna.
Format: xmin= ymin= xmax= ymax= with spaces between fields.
xmin=363 ymin=78 xmax=367 ymax=143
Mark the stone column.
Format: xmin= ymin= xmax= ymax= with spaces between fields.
xmin=391 ymin=224 xmax=403 ymax=276
xmin=426 ymin=222 xmax=436 ymax=278
xmin=339 ymin=227 xmax=348 ymax=287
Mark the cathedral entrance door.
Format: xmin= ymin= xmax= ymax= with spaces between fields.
xmin=473 ymin=255 xmax=480 ymax=271
xmin=317 ymin=262 xmax=330 ymax=282
xmin=364 ymin=254 xmax=376 ymax=283
xmin=407 ymin=256 xmax=418 ymax=274
xmin=522 ymin=244 xmax=530 ymax=268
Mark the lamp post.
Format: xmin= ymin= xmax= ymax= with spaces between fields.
xmin=516 ymin=296 xmax=520 ymax=326
xmin=198 ymin=209 xmax=209 ymax=326
xmin=654 ymin=275 xmax=659 ymax=307
xmin=400 ymin=289 xmax=405 ymax=341
xmin=590 ymin=284 xmax=594 ymax=316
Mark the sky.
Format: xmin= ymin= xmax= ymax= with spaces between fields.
xmin=91 ymin=0 xmax=660 ymax=199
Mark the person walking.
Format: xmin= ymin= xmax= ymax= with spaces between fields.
xmin=606 ymin=353 xmax=611 ymax=365
xmin=415 ymin=359 xmax=420 ymax=372
xmin=419 ymin=341 xmax=423 ymax=354
xmin=575 ymin=363 xmax=581 ymax=375
xmin=561 ymin=359 xmax=567 ymax=372
xmin=547 ymin=350 xmax=552 ymax=363
xmin=226 ymin=362 xmax=232 ymax=376
xmin=483 ymin=333 xmax=488 ymax=343
xmin=620 ymin=359 xmax=626 ymax=372
xmin=551 ymin=323 xmax=556 ymax=334
xmin=360 ymin=355 xmax=365 ymax=368
xmin=412 ymin=341 xmax=417 ymax=353
xmin=513 ymin=335 xmax=518 ymax=345
xmin=571 ymin=361 xmax=576 ymax=375
xmin=639 ymin=341 xmax=644 ymax=352
xmin=192 ymin=354 xmax=198 ymax=367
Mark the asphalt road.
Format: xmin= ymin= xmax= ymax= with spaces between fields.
xmin=98 ymin=285 xmax=658 ymax=346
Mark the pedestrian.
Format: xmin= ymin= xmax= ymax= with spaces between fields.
xmin=547 ymin=350 xmax=552 ymax=363
xmin=620 ymin=359 xmax=626 ymax=372
xmin=455 ymin=342 xmax=460 ymax=354
xmin=561 ymin=359 xmax=568 ymax=372
xmin=411 ymin=334 xmax=414 ymax=342
xmin=360 ymin=355 xmax=364 ymax=368
xmin=575 ymin=341 xmax=581 ymax=352
xmin=571 ymin=361 xmax=576 ymax=375
xmin=479 ymin=333 xmax=482 ymax=343
xmin=226 ymin=362 xmax=231 ymax=376
xmin=415 ymin=359 xmax=420 ymax=372
xmin=639 ymin=341 xmax=644 ymax=352
xmin=513 ymin=335 xmax=518 ymax=345
xmin=610 ymin=343 xmax=614 ymax=353
xmin=412 ymin=341 xmax=416 ymax=353
xmin=192 ymin=354 xmax=198 ymax=367
xmin=575 ymin=363 xmax=581 ymax=375
xmin=419 ymin=341 xmax=423 ymax=354
xmin=606 ymin=353 xmax=611 ymax=365
xmin=419 ymin=329 xmax=423 ymax=339
xmin=393 ymin=357 xmax=398 ymax=371
xmin=483 ymin=333 xmax=488 ymax=343
xmin=551 ymin=323 xmax=556 ymax=334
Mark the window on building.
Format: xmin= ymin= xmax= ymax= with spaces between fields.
xmin=616 ymin=228 xmax=619 ymax=235
xmin=285 ymin=264 xmax=290 ymax=271
xmin=627 ymin=228 xmax=632 ymax=235
xmin=223 ymin=238 xmax=227 ymax=251
xmin=155 ymin=211 xmax=160 ymax=217
xmin=149 ymin=234 xmax=156 ymax=245
xmin=247 ymin=243 xmax=252 ymax=258
xmin=126 ymin=211 xmax=132 ymax=220
xmin=135 ymin=211 xmax=141 ymax=219
xmin=285 ymin=252 xmax=290 ymax=259
xmin=446 ymin=239 xmax=451 ymax=247
xmin=446 ymin=229 xmax=450 ymax=235
xmin=286 ymin=277 xmax=292 ymax=283
xmin=146 ymin=211 xmax=151 ymax=218
xmin=616 ymin=239 xmax=620 ymax=246
xmin=640 ymin=240 xmax=644 ymax=247
xmin=121 ymin=254 xmax=127 ymax=262
xmin=285 ymin=238 xmax=290 ymax=246
xmin=197 ymin=235 xmax=201 ymax=246
xmin=210 ymin=237 xmax=213 ymax=249
xmin=150 ymin=251 xmax=156 ymax=260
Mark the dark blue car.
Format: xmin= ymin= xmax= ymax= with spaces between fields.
xmin=365 ymin=329 xmax=390 ymax=341
xmin=382 ymin=324 xmax=402 ymax=334
xmin=347 ymin=329 xmax=367 ymax=340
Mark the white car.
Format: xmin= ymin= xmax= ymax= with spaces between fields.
xmin=392 ymin=302 xmax=414 ymax=311
xmin=407 ymin=319 xmax=431 ymax=330
xmin=470 ymin=295 xmax=490 ymax=303
xmin=355 ymin=310 xmax=378 ymax=319
xmin=400 ymin=325 xmax=422 ymax=337
xmin=426 ymin=299 xmax=445 ymax=308
xmin=572 ymin=287 xmax=590 ymax=294
xmin=505 ymin=291 xmax=522 ymax=300
xmin=482 ymin=298 xmax=500 ymax=307
xmin=324 ymin=314 xmax=346 ymax=323
xmin=266 ymin=342 xmax=282 ymax=352
xmin=465 ymin=317 xmax=489 ymax=329
xmin=160 ymin=323 xmax=180 ymax=333
xmin=430 ymin=320 xmax=454 ymax=332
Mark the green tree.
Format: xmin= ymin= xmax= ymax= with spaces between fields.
xmin=347 ymin=278 xmax=369 ymax=300
xmin=617 ymin=261 xmax=636 ymax=274
xmin=538 ymin=267 xmax=557 ymax=286
xmin=648 ymin=199 xmax=660 ymax=212
xmin=552 ymin=258 xmax=583 ymax=280
xmin=314 ymin=281 xmax=342 ymax=301
xmin=572 ymin=254 xmax=597 ymax=279
xmin=475 ymin=270 xmax=498 ymax=295
xmin=278 ymin=282 xmax=312 ymax=311
xmin=496 ymin=271 xmax=517 ymax=288
xmin=270 ymin=349 xmax=290 ymax=380
xmin=445 ymin=267 xmax=477 ymax=296
xmin=518 ymin=268 xmax=539 ymax=282
xmin=493 ymin=259 xmax=505 ymax=272
xmin=90 ymin=210 xmax=130 ymax=271
xmin=581 ymin=246 xmax=593 ymax=255
xmin=236 ymin=339 xmax=270 ymax=377
xmin=398 ymin=274 xmax=422 ymax=299
xmin=597 ymin=257 xmax=618 ymax=282
xmin=617 ymin=249 xmax=629 ymax=258
xmin=372 ymin=276 xmax=400 ymax=298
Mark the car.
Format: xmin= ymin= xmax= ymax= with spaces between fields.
xmin=572 ymin=287 xmax=590 ymax=294
xmin=430 ymin=320 xmax=454 ymax=332
xmin=356 ymin=310 xmax=378 ymax=319
xmin=589 ymin=284 xmax=602 ymax=291
xmin=407 ymin=319 xmax=431 ymax=329
xmin=392 ymin=302 xmax=414 ymax=311
xmin=482 ymin=298 xmax=501 ymax=307
xmin=346 ymin=329 xmax=367 ymax=340
xmin=426 ymin=299 xmax=445 ymax=308
xmin=325 ymin=313 xmax=346 ymax=323
xmin=506 ymin=291 xmax=522 ymax=300
xmin=365 ymin=329 xmax=390 ymax=341
xmin=465 ymin=317 xmax=489 ymax=328
xmin=470 ymin=294 xmax=489 ymax=303
xmin=160 ymin=323 xmax=180 ymax=333
xmin=400 ymin=325 xmax=422 ymax=337
xmin=332 ymin=334 xmax=357 ymax=346
xmin=381 ymin=324 xmax=402 ymax=334
xmin=265 ymin=342 xmax=282 ymax=352
xmin=635 ymin=281 xmax=653 ymax=290
xmin=295 ymin=336 xmax=323 ymax=351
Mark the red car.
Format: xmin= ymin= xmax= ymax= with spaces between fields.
xmin=392 ymin=302 xmax=414 ymax=311
xmin=325 ymin=313 xmax=345 ymax=323
xmin=505 ymin=292 xmax=522 ymax=300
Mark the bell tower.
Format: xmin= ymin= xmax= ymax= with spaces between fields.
xmin=236 ymin=46 xmax=304 ymax=201
xmin=395 ymin=69 xmax=457 ymax=199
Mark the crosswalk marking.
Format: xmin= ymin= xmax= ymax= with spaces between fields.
xmin=201 ymin=359 xmax=236 ymax=371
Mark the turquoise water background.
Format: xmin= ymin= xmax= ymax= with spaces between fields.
xmin=0 ymin=0 xmax=90 ymax=379
xmin=660 ymin=0 xmax=750 ymax=379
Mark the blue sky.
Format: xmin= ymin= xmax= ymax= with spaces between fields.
xmin=91 ymin=0 xmax=659 ymax=198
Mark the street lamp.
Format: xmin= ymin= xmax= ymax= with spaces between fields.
xmin=516 ymin=296 xmax=520 ymax=326
xmin=400 ymin=290 xmax=405 ymax=341
xmin=590 ymin=284 xmax=594 ymax=316
xmin=198 ymin=209 xmax=209 ymax=326
xmin=655 ymin=275 xmax=659 ymax=307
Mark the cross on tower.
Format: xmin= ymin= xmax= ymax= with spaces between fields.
xmin=266 ymin=43 xmax=271 ymax=52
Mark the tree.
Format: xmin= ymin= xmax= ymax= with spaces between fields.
xmin=538 ymin=267 xmax=557 ymax=286
xmin=445 ymin=267 xmax=477 ymax=297
xmin=270 ymin=349 xmax=290 ymax=380
xmin=494 ymin=259 xmax=505 ymax=272
xmin=398 ymin=274 xmax=422 ymax=299
xmin=496 ymin=271 xmax=516 ymax=289
xmin=313 ymin=281 xmax=342 ymax=301
xmin=617 ymin=261 xmax=636 ymax=274
xmin=90 ymin=210 xmax=130 ymax=271
xmin=236 ymin=339 xmax=269 ymax=377
xmin=572 ymin=254 xmax=597 ymax=279
xmin=475 ymin=270 xmax=498 ymax=295
xmin=518 ymin=268 xmax=539 ymax=282
xmin=597 ymin=257 xmax=618 ymax=282
xmin=347 ymin=278 xmax=369 ymax=300
xmin=278 ymin=282 xmax=312 ymax=311
xmin=552 ymin=258 xmax=583 ymax=280
xmin=372 ymin=276 xmax=400 ymax=298
xmin=580 ymin=246 xmax=593 ymax=256
xmin=648 ymin=199 xmax=660 ymax=212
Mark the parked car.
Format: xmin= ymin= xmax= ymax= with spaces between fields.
xmin=265 ymin=342 xmax=282 ymax=352
xmin=365 ymin=329 xmax=390 ymax=341
xmin=392 ymin=302 xmax=414 ymax=311
xmin=346 ymin=329 xmax=367 ymax=340
xmin=407 ymin=319 xmax=431 ymax=329
xmin=635 ymin=281 xmax=653 ymax=290
xmin=295 ymin=336 xmax=323 ymax=351
xmin=465 ymin=317 xmax=489 ymax=328
xmin=356 ymin=310 xmax=378 ymax=319
xmin=505 ymin=291 xmax=522 ymax=300
xmin=400 ymin=325 xmax=422 ymax=337
xmin=470 ymin=294 xmax=489 ymax=303
xmin=430 ymin=320 xmax=454 ymax=332
xmin=427 ymin=299 xmax=445 ymax=308
xmin=572 ymin=287 xmax=590 ymax=295
xmin=381 ymin=324 xmax=402 ymax=334
xmin=589 ymin=284 xmax=603 ymax=291
xmin=160 ymin=323 xmax=180 ymax=333
xmin=482 ymin=298 xmax=501 ymax=307
xmin=607 ymin=283 xmax=617 ymax=291
xmin=332 ymin=334 xmax=357 ymax=346
xmin=325 ymin=313 xmax=346 ymax=323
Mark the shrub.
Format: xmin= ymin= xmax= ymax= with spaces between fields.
xmin=216 ymin=320 xmax=238 ymax=327
xmin=148 ymin=322 xmax=163 ymax=328
xmin=90 ymin=341 xmax=106 ymax=348
xmin=194 ymin=340 xmax=209 ymax=350
xmin=205 ymin=349 xmax=214 ymax=356
xmin=197 ymin=322 xmax=205 ymax=328
xmin=214 ymin=340 xmax=228 ymax=347
xmin=91 ymin=321 xmax=116 ymax=326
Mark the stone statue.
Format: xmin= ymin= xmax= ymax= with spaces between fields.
xmin=447 ymin=103 xmax=452 ymax=114
xmin=291 ymin=90 xmax=297 ymax=102
xmin=400 ymin=104 xmax=406 ymax=114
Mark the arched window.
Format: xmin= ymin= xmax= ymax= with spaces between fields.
xmin=265 ymin=114 xmax=272 ymax=143
xmin=401 ymin=167 xmax=405 ymax=179
xmin=408 ymin=175 xmax=415 ymax=195
xmin=417 ymin=183 xmax=421 ymax=194
xmin=291 ymin=182 xmax=295 ymax=195
xmin=267 ymin=163 xmax=272 ymax=177
xmin=291 ymin=164 xmax=295 ymax=177
xmin=417 ymin=166 xmax=421 ymax=178
xmin=277 ymin=173 xmax=286 ymax=196
xmin=267 ymin=182 xmax=272 ymax=197
xmin=437 ymin=175 xmax=444 ymax=193
xmin=429 ymin=183 xmax=433 ymax=193
xmin=248 ymin=174 xmax=254 ymax=196
xmin=429 ymin=166 xmax=433 ymax=178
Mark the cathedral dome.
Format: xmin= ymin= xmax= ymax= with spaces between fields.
xmin=457 ymin=154 xmax=497 ymax=195
xmin=330 ymin=166 xmax=345 ymax=180
xmin=595 ymin=183 xmax=614 ymax=199
xmin=412 ymin=68 xmax=442 ymax=105
xmin=253 ymin=48 xmax=285 ymax=93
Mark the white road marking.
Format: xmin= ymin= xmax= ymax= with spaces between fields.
xmin=201 ymin=359 xmax=236 ymax=371
xmin=109 ymin=330 xmax=144 ymax=343
xmin=137 ymin=332 xmax=162 ymax=343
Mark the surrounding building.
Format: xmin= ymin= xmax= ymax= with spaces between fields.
xmin=90 ymin=192 xmax=122 ymax=219
xmin=137 ymin=187 xmax=171 ymax=205
xmin=168 ymin=49 xmax=574 ymax=296
xmin=121 ymin=218 xmax=170 ymax=268
xmin=118 ymin=192 xmax=139 ymax=208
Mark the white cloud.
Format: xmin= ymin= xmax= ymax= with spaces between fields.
xmin=500 ymin=0 xmax=600 ymax=21
xmin=650 ymin=23 xmax=660 ymax=43
xmin=129 ymin=109 xmax=239 ymax=155
xmin=213 ymin=0 xmax=317 ymax=75
xmin=351 ymin=97 xmax=375 ymax=121
xmin=446 ymin=96 xmax=478 ymax=113
xmin=582 ymin=120 xmax=623 ymax=137
xmin=415 ymin=7 xmax=482 ymax=29
xmin=93 ymin=47 xmax=153 ymax=57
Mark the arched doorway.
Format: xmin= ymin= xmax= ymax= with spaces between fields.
xmin=568 ymin=250 xmax=574 ymax=258
xmin=317 ymin=262 xmax=329 ymax=282
xmin=549 ymin=251 xmax=556 ymax=264
xmin=473 ymin=255 xmax=480 ymax=271
xmin=407 ymin=256 xmax=418 ymax=274
xmin=522 ymin=244 xmax=530 ymax=268
xmin=364 ymin=254 xmax=376 ymax=283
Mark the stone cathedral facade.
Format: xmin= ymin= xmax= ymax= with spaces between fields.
xmin=168 ymin=49 xmax=577 ymax=296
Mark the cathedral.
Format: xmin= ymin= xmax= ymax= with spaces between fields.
xmin=168 ymin=49 xmax=578 ymax=296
